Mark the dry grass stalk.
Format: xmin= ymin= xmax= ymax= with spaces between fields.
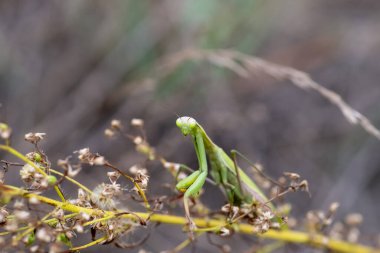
xmin=157 ymin=48 xmax=380 ymax=141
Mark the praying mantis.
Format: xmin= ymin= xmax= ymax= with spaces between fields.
xmin=175 ymin=116 xmax=274 ymax=229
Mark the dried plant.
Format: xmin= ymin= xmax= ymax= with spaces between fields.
xmin=0 ymin=117 xmax=378 ymax=253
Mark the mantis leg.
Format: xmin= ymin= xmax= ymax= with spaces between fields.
xmin=231 ymin=149 xmax=282 ymax=187
xmin=230 ymin=150 xmax=245 ymax=197
xmin=231 ymin=149 xmax=276 ymax=208
xmin=181 ymin=130 xmax=208 ymax=231
xmin=212 ymin=149 xmax=244 ymax=204
xmin=175 ymin=164 xmax=216 ymax=186
xmin=176 ymin=170 xmax=201 ymax=192
xmin=183 ymin=170 xmax=207 ymax=230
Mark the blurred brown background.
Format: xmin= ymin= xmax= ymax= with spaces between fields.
xmin=0 ymin=1 xmax=379 ymax=252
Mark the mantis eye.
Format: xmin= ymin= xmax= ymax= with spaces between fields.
xmin=176 ymin=117 xmax=196 ymax=128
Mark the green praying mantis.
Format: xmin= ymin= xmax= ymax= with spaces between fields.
xmin=175 ymin=116 xmax=274 ymax=229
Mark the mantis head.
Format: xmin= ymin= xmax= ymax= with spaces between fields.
xmin=176 ymin=117 xmax=197 ymax=136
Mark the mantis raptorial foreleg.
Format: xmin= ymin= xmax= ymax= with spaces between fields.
xmin=176 ymin=126 xmax=208 ymax=230
xmin=175 ymin=164 xmax=216 ymax=186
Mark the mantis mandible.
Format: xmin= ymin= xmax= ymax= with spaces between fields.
xmin=175 ymin=116 xmax=272 ymax=229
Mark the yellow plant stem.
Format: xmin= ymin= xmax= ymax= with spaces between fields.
xmin=0 ymin=144 xmax=65 ymax=201
xmin=49 ymin=169 xmax=93 ymax=195
xmin=70 ymin=236 xmax=108 ymax=251
xmin=172 ymin=231 xmax=205 ymax=253
xmin=2 ymin=185 xmax=378 ymax=253
xmin=83 ymin=214 xmax=117 ymax=227
xmin=0 ymin=145 xmax=47 ymax=177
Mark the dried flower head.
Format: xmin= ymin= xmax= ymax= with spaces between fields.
xmin=327 ymin=202 xmax=340 ymax=217
xmin=91 ymin=183 xmax=122 ymax=210
xmin=253 ymin=210 xmax=275 ymax=233
xmin=14 ymin=200 xmax=25 ymax=209
xmin=111 ymin=119 xmax=122 ymax=130
xmin=278 ymin=176 xmax=287 ymax=185
xmin=5 ymin=220 xmax=18 ymax=232
xmin=131 ymin=118 xmax=144 ymax=127
xmin=133 ymin=136 xmax=143 ymax=145
xmin=20 ymin=164 xmax=36 ymax=183
xmin=104 ymin=128 xmax=115 ymax=138
xmin=219 ymin=227 xmax=231 ymax=237
xmin=36 ymin=227 xmax=52 ymax=243
xmin=74 ymin=223 xmax=84 ymax=233
xmin=24 ymin=132 xmax=46 ymax=144
xmin=107 ymin=171 xmax=121 ymax=184
xmin=52 ymin=209 xmax=65 ymax=220
xmin=76 ymin=148 xmax=91 ymax=161
xmin=30 ymin=245 xmax=39 ymax=252
xmin=224 ymin=205 xmax=240 ymax=220
xmin=329 ymin=202 xmax=340 ymax=214
xmin=163 ymin=161 xmax=180 ymax=173
xmin=0 ymin=208 xmax=9 ymax=224
xmin=79 ymin=212 xmax=91 ymax=221
xmin=75 ymin=148 xmax=106 ymax=166
xmin=345 ymin=213 xmax=363 ymax=226
xmin=57 ymin=157 xmax=81 ymax=177
xmin=347 ymin=227 xmax=360 ymax=243
xmin=299 ymin=180 xmax=310 ymax=195
xmin=0 ymin=122 xmax=12 ymax=139
xmin=262 ymin=210 xmax=275 ymax=220
xmin=221 ymin=204 xmax=231 ymax=213
xmin=69 ymin=188 xmax=91 ymax=208
xmin=14 ymin=210 xmax=31 ymax=221
xmin=131 ymin=168 xmax=149 ymax=191
xmin=129 ymin=165 xmax=147 ymax=175
xmin=78 ymin=188 xmax=87 ymax=201
xmin=48 ymin=243 xmax=65 ymax=253
xmin=93 ymin=156 xmax=106 ymax=166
